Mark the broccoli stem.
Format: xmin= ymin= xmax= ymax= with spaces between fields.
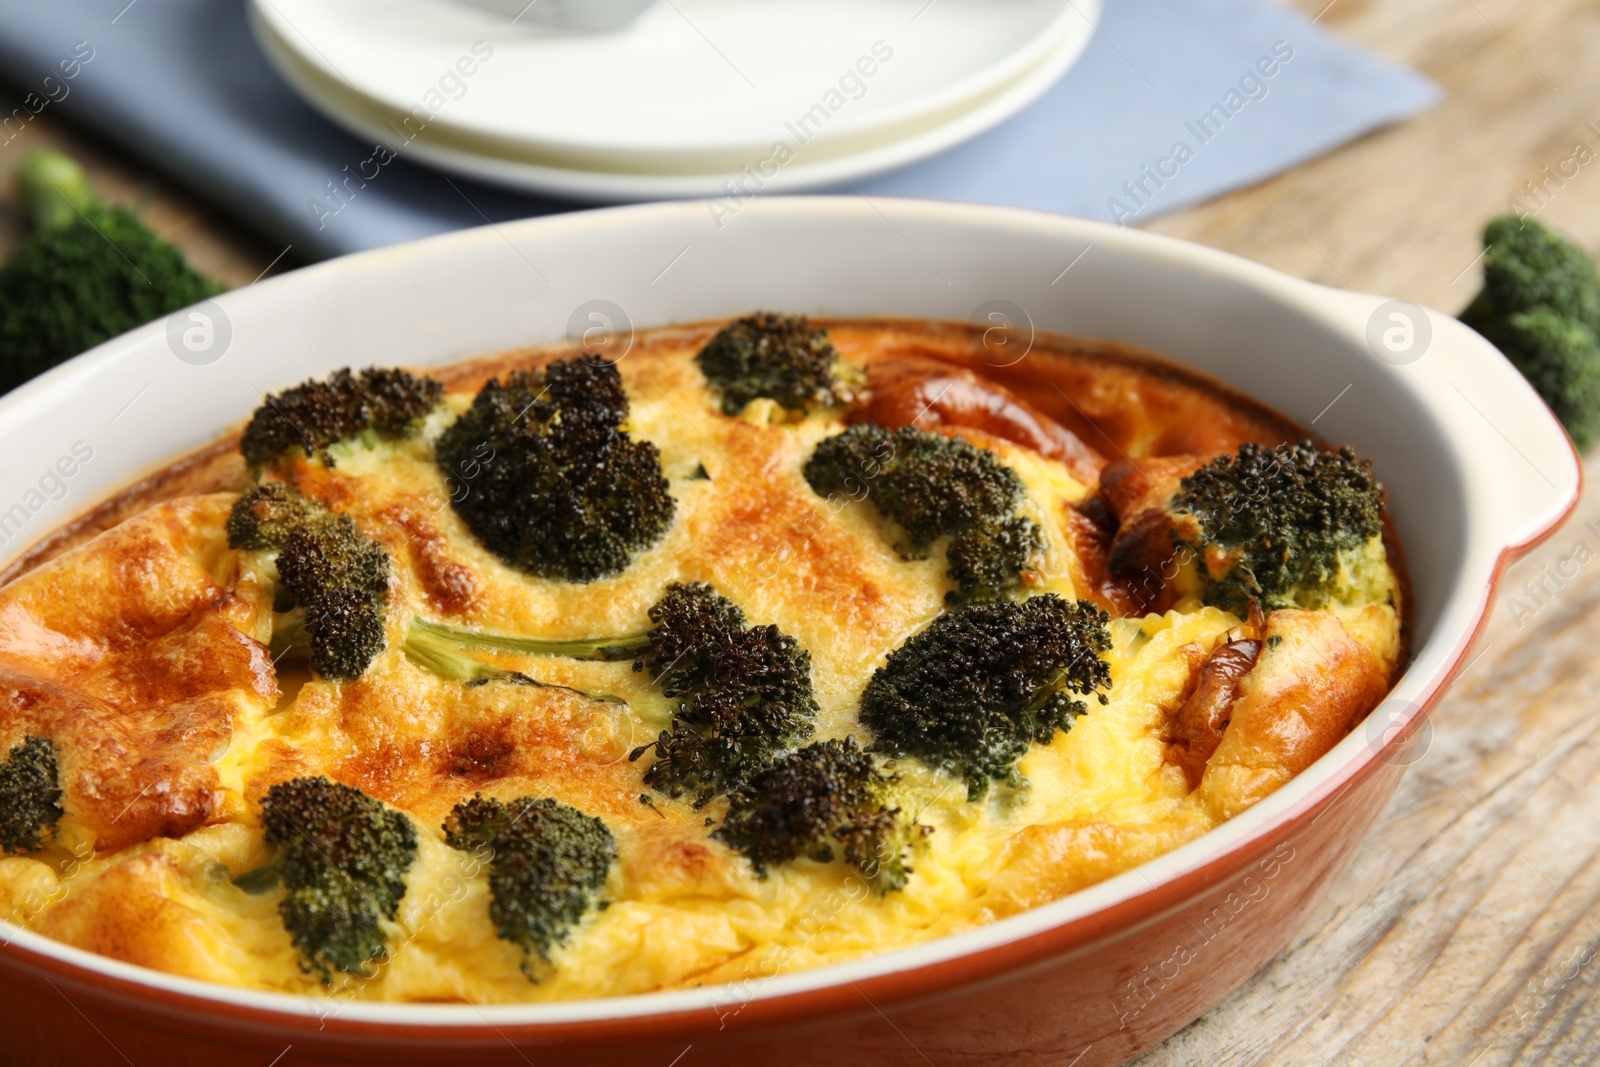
xmin=400 ymin=620 xmax=630 ymax=703
xmin=232 ymin=851 xmax=284 ymax=894
xmin=271 ymin=613 xmax=630 ymax=703
xmin=14 ymin=151 xmax=98 ymax=233
xmin=407 ymin=618 xmax=649 ymax=662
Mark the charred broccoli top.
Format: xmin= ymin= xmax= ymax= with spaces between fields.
xmin=715 ymin=737 xmax=926 ymax=892
xmin=861 ymin=595 xmax=1112 ymax=799
xmin=0 ymin=151 xmax=222 ymax=394
xmin=443 ymin=794 xmax=615 ymax=977
xmin=240 ymin=367 xmax=443 ymax=472
xmin=1171 ymin=441 xmax=1384 ymax=614
xmin=631 ymin=582 xmax=818 ymax=806
xmin=0 ymin=735 xmax=62 ymax=854
xmin=229 ymin=484 xmax=390 ymax=681
xmin=695 ymin=312 xmax=852 ymax=416
xmin=1461 ymin=216 xmax=1600 ymax=449
xmin=435 ymin=357 xmax=674 ymax=583
xmin=804 ymin=423 xmax=1043 ymax=603
xmin=255 ymin=776 xmax=417 ymax=981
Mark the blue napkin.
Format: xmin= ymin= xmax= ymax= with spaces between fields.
xmin=0 ymin=0 xmax=1436 ymax=261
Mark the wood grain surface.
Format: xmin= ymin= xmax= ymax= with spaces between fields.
xmin=0 ymin=0 xmax=1597 ymax=1063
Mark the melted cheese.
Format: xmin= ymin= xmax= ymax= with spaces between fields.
xmin=0 ymin=323 xmax=1403 ymax=1002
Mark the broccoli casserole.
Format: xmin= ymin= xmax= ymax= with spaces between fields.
xmin=0 ymin=316 xmax=1404 ymax=1003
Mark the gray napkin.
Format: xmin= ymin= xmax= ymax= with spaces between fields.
xmin=0 ymin=0 xmax=1437 ymax=260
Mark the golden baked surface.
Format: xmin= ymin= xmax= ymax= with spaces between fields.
xmin=0 ymin=319 xmax=1403 ymax=1002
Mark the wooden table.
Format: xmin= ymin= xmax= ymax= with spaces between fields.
xmin=2 ymin=1 xmax=1598 ymax=1062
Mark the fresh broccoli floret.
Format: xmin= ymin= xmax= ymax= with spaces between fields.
xmin=229 ymin=484 xmax=390 ymax=681
xmin=804 ymin=423 xmax=1043 ymax=603
xmin=1488 ymin=307 xmax=1600 ymax=447
xmin=695 ymin=312 xmax=853 ymax=415
xmin=240 ymin=367 xmax=443 ymax=472
xmin=0 ymin=151 xmax=222 ymax=394
xmin=435 ymin=357 xmax=674 ymax=583
xmin=1171 ymin=441 xmax=1384 ymax=614
xmin=1460 ymin=217 xmax=1600 ymax=449
xmin=715 ymin=738 xmax=927 ymax=892
xmin=630 ymin=582 xmax=818 ymax=806
xmin=443 ymin=794 xmax=615 ymax=977
xmin=1462 ymin=216 xmax=1600 ymax=331
xmin=0 ymin=735 xmax=62 ymax=853
xmin=861 ymin=595 xmax=1112 ymax=800
xmin=252 ymin=776 xmax=417 ymax=982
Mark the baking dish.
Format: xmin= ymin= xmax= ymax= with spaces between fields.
xmin=0 ymin=197 xmax=1577 ymax=1066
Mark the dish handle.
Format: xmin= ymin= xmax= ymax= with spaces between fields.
xmin=1321 ymin=288 xmax=1582 ymax=556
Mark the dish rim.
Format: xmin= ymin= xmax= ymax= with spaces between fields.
xmin=0 ymin=195 xmax=1579 ymax=1033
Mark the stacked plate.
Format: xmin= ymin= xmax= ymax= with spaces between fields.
xmin=249 ymin=0 xmax=1100 ymax=201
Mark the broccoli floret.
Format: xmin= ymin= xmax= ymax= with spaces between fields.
xmin=1171 ymin=441 xmax=1384 ymax=614
xmin=443 ymin=794 xmax=615 ymax=977
xmin=1462 ymin=216 xmax=1600 ymax=331
xmin=240 ymin=367 xmax=443 ymax=472
xmin=946 ymin=514 xmax=1046 ymax=604
xmin=435 ymin=357 xmax=674 ymax=583
xmin=804 ymin=424 xmax=1043 ymax=603
xmin=225 ymin=481 xmax=321 ymax=550
xmin=229 ymin=484 xmax=390 ymax=680
xmin=630 ymin=582 xmax=818 ymax=806
xmin=1461 ymin=217 xmax=1600 ymax=449
xmin=253 ymin=776 xmax=417 ymax=981
xmin=715 ymin=738 xmax=927 ymax=892
xmin=0 ymin=735 xmax=62 ymax=853
xmin=0 ymin=151 xmax=222 ymax=394
xmin=695 ymin=312 xmax=853 ymax=415
xmin=861 ymin=595 xmax=1112 ymax=800
xmin=1488 ymin=307 xmax=1600 ymax=447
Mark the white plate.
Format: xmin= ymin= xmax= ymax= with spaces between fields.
xmin=250 ymin=0 xmax=1092 ymax=167
xmin=252 ymin=3 xmax=1096 ymax=202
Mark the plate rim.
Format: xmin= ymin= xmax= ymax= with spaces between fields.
xmin=249 ymin=0 xmax=1094 ymax=161
xmin=251 ymin=4 xmax=1097 ymax=202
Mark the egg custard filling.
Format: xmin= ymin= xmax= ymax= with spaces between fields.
xmin=0 ymin=317 xmax=1403 ymax=1003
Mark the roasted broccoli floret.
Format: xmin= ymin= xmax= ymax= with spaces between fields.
xmin=946 ymin=514 xmax=1047 ymax=605
xmin=250 ymin=776 xmax=417 ymax=982
xmin=229 ymin=484 xmax=390 ymax=680
xmin=0 ymin=151 xmax=222 ymax=394
xmin=630 ymin=582 xmax=818 ymax=806
xmin=715 ymin=738 xmax=926 ymax=892
xmin=240 ymin=367 xmax=444 ymax=472
xmin=226 ymin=480 xmax=321 ymax=550
xmin=695 ymin=312 xmax=853 ymax=415
xmin=861 ymin=595 xmax=1112 ymax=799
xmin=443 ymin=794 xmax=614 ymax=977
xmin=435 ymin=357 xmax=674 ymax=583
xmin=804 ymin=423 xmax=1043 ymax=603
xmin=1460 ymin=217 xmax=1600 ymax=449
xmin=0 ymin=735 xmax=62 ymax=853
xmin=1171 ymin=441 xmax=1384 ymax=614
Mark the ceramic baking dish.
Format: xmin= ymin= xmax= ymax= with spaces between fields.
xmin=0 ymin=198 xmax=1578 ymax=1066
